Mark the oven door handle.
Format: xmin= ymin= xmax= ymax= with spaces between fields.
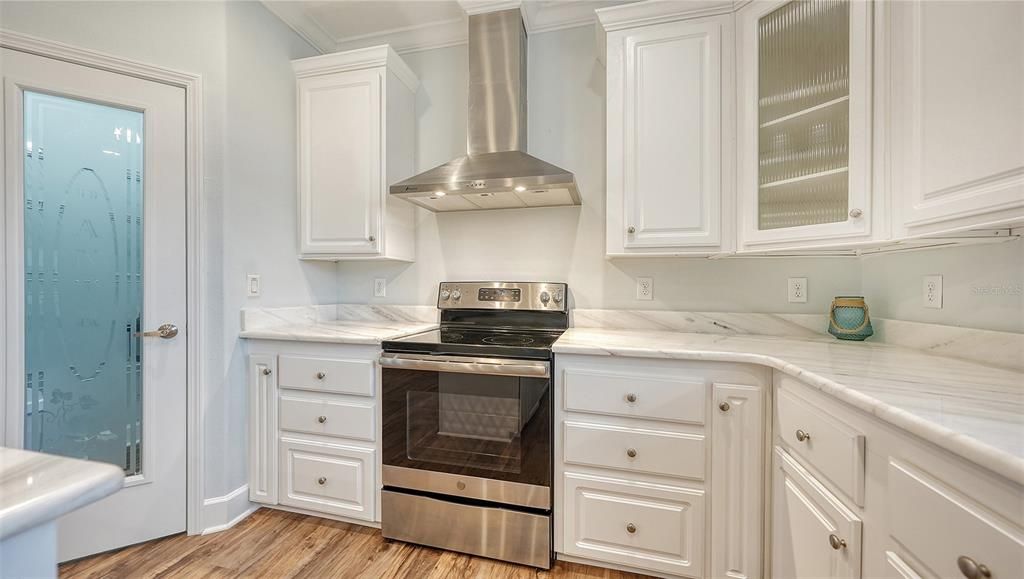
xmin=379 ymin=353 xmax=550 ymax=378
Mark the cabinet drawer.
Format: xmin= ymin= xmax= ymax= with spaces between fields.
xmin=562 ymin=472 xmax=705 ymax=577
xmin=278 ymin=355 xmax=374 ymax=396
xmin=563 ymin=421 xmax=705 ymax=480
xmin=279 ymin=437 xmax=375 ymax=521
xmin=563 ymin=367 xmax=705 ymax=424
xmin=772 ymin=447 xmax=862 ymax=579
xmin=776 ymin=386 xmax=865 ymax=505
xmin=888 ymin=459 xmax=1024 ymax=579
xmin=279 ymin=395 xmax=374 ymax=441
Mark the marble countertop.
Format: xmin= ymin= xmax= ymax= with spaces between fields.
xmin=239 ymin=320 xmax=437 ymax=344
xmin=554 ymin=328 xmax=1024 ymax=486
xmin=0 ymin=447 xmax=123 ymax=540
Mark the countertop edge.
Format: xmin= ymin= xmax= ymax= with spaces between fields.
xmin=552 ymin=341 xmax=1024 ymax=488
xmin=238 ymin=323 xmax=437 ymax=345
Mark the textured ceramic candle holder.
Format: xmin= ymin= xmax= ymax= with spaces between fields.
xmin=828 ymin=296 xmax=874 ymax=341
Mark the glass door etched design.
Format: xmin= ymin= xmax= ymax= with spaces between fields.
xmin=757 ymin=0 xmax=851 ymax=230
xmin=23 ymin=91 xmax=145 ymax=475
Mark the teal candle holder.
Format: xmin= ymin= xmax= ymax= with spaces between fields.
xmin=828 ymin=296 xmax=873 ymax=341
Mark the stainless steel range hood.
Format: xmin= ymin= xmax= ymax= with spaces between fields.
xmin=390 ymin=8 xmax=581 ymax=212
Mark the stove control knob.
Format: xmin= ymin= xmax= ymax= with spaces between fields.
xmin=540 ymin=291 xmax=551 ymax=305
xmin=553 ymin=290 xmax=564 ymax=304
xmin=451 ymin=289 xmax=462 ymax=301
xmin=440 ymin=289 xmax=451 ymax=300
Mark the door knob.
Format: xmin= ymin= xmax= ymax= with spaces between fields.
xmin=136 ymin=323 xmax=178 ymax=339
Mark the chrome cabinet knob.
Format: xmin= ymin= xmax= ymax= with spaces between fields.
xmin=368 ymin=235 xmax=376 ymax=242
xmin=719 ymin=401 xmax=731 ymax=412
xmin=828 ymin=534 xmax=847 ymax=550
xmin=796 ymin=429 xmax=811 ymax=442
xmin=957 ymin=556 xmax=992 ymax=579
xmin=317 ymin=415 xmax=327 ymax=424
xmin=626 ymin=393 xmax=637 ymax=403
xmin=849 ymin=208 xmax=863 ymax=218
xmin=626 ymin=523 xmax=637 ymax=534
xmin=316 ymin=371 xmax=327 ymax=380
xmin=626 ymin=448 xmax=637 ymax=458
xmin=317 ymin=477 xmax=327 ymax=485
xmin=137 ymin=323 xmax=178 ymax=339
xmin=262 ymin=368 xmax=272 ymax=376
xmin=627 ymin=226 xmax=636 ymax=234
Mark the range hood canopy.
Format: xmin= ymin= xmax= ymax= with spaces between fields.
xmin=390 ymin=7 xmax=581 ymax=212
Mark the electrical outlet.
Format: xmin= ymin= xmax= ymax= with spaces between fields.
xmin=636 ymin=277 xmax=653 ymax=301
xmin=788 ymin=277 xmax=808 ymax=303
xmin=374 ymin=278 xmax=387 ymax=298
xmin=923 ymin=275 xmax=942 ymax=309
xmin=246 ymin=274 xmax=261 ymax=297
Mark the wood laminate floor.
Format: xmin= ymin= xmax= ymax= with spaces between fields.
xmin=60 ymin=508 xmax=651 ymax=578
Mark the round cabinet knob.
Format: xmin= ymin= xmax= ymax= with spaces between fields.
xmin=317 ymin=477 xmax=327 ymax=485
xmin=626 ymin=523 xmax=637 ymax=534
xmin=368 ymin=235 xmax=376 ymax=242
xmin=317 ymin=415 xmax=327 ymax=424
xmin=957 ymin=556 xmax=992 ymax=579
xmin=626 ymin=393 xmax=638 ymax=403
xmin=440 ymin=289 xmax=451 ymax=300
xmin=795 ymin=429 xmax=811 ymax=442
xmin=451 ymin=289 xmax=462 ymax=301
xmin=849 ymin=208 xmax=863 ymax=218
xmin=719 ymin=401 xmax=731 ymax=412
xmin=456 ymin=481 xmax=467 ymax=491
xmin=540 ymin=291 xmax=551 ymax=304
xmin=626 ymin=448 xmax=638 ymax=458
xmin=261 ymin=368 xmax=272 ymax=376
xmin=316 ymin=371 xmax=327 ymax=380
xmin=828 ymin=534 xmax=847 ymax=550
xmin=627 ymin=226 xmax=636 ymax=234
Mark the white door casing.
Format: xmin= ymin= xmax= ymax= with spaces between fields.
xmin=2 ymin=46 xmax=188 ymax=560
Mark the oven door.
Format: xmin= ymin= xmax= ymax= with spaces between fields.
xmin=379 ymin=353 xmax=551 ymax=510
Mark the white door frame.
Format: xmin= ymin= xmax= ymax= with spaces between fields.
xmin=0 ymin=29 xmax=207 ymax=535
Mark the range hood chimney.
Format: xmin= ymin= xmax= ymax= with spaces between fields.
xmin=389 ymin=7 xmax=581 ymax=212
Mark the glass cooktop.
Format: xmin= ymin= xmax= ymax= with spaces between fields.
xmin=383 ymin=327 xmax=564 ymax=360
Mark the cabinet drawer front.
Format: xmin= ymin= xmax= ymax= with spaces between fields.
xmin=563 ymin=368 xmax=706 ymax=424
xmin=278 ymin=355 xmax=374 ymax=396
xmin=279 ymin=437 xmax=375 ymax=521
xmin=562 ymin=472 xmax=705 ymax=577
xmin=772 ymin=447 xmax=862 ymax=579
xmin=564 ymin=421 xmax=705 ymax=480
xmin=776 ymin=387 xmax=865 ymax=505
xmin=279 ymin=395 xmax=375 ymax=441
xmin=888 ymin=459 xmax=1024 ymax=579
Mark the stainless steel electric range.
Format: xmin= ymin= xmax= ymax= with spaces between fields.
xmin=379 ymin=281 xmax=567 ymax=569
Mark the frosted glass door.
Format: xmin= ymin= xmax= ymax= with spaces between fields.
xmin=757 ymin=0 xmax=851 ymax=230
xmin=23 ymin=91 xmax=145 ymax=474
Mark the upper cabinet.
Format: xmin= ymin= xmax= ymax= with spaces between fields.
xmin=887 ymin=0 xmax=1024 ymax=237
xmin=293 ymin=46 xmax=419 ymax=261
xmin=600 ymin=4 xmax=735 ymax=257
xmin=737 ymin=0 xmax=876 ymax=250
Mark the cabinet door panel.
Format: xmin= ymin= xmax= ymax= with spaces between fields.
xmin=298 ymin=70 xmax=381 ymax=255
xmin=248 ymin=355 xmax=277 ymax=504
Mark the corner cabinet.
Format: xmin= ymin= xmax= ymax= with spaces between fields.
xmin=600 ymin=5 xmax=735 ymax=257
xmin=293 ymin=46 xmax=418 ymax=261
xmin=737 ymin=0 xmax=877 ymax=251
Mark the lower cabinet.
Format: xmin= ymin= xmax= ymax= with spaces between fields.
xmin=279 ymin=437 xmax=376 ymax=521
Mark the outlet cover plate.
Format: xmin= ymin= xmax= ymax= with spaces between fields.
xmin=788 ymin=277 xmax=808 ymax=303
xmin=636 ymin=277 xmax=653 ymax=301
xmin=923 ymin=275 xmax=942 ymax=309
xmin=374 ymin=278 xmax=387 ymax=298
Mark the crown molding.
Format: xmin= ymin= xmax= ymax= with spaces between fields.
xmin=335 ymin=17 xmax=468 ymax=56
xmin=291 ymin=44 xmax=420 ymax=92
xmin=596 ymin=0 xmax=736 ymax=32
xmin=261 ymin=1 xmax=335 ymax=54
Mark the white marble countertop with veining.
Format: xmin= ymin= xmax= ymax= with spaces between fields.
xmin=238 ymin=320 xmax=437 ymax=345
xmin=553 ymin=328 xmax=1024 ymax=486
xmin=0 ymin=447 xmax=123 ymax=541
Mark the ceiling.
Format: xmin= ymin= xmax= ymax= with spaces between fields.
xmin=262 ymin=0 xmax=634 ymax=54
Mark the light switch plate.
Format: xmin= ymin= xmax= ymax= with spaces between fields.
xmin=374 ymin=278 xmax=387 ymax=298
xmin=788 ymin=278 xmax=808 ymax=303
xmin=923 ymin=275 xmax=942 ymax=309
xmin=246 ymin=274 xmax=261 ymax=298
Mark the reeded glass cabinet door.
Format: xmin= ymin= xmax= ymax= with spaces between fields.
xmin=739 ymin=0 xmax=872 ymax=246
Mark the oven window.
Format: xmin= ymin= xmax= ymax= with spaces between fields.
xmin=382 ymin=367 xmax=550 ymax=486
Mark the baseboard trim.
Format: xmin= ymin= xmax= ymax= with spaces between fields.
xmin=201 ymin=485 xmax=258 ymax=535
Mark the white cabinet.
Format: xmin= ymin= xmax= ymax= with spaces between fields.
xmin=737 ymin=0 xmax=876 ymax=250
xmin=888 ymin=0 xmax=1024 ymax=236
xmin=293 ymin=46 xmax=418 ymax=261
xmin=248 ymin=354 xmax=277 ymax=504
xmin=601 ymin=7 xmax=735 ymax=256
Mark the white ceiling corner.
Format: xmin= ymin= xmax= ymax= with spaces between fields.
xmin=261 ymin=1 xmax=337 ymax=54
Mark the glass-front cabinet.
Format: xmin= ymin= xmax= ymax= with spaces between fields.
xmin=737 ymin=0 xmax=874 ymax=249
